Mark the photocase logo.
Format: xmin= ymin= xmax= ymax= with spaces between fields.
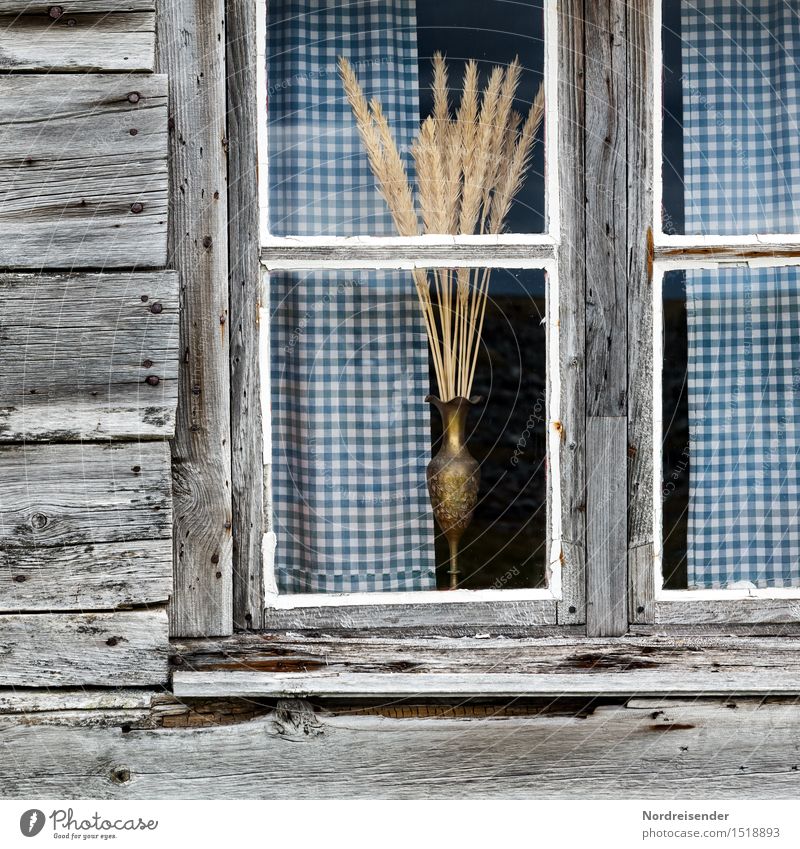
xmin=19 ymin=809 xmax=45 ymax=837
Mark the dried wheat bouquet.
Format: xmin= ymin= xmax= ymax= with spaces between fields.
xmin=339 ymin=53 xmax=544 ymax=401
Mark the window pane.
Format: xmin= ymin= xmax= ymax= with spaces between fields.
xmin=266 ymin=0 xmax=546 ymax=237
xmin=661 ymin=266 xmax=800 ymax=590
xmin=269 ymin=266 xmax=549 ymax=593
xmin=661 ymin=1 xmax=800 ymax=235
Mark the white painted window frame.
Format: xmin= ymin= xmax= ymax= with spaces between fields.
xmin=649 ymin=0 xmax=800 ymax=624
xmin=255 ymin=0 xmax=566 ymax=616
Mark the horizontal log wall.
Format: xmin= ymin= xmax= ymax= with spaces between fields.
xmin=1 ymin=693 xmax=799 ymax=798
xmin=0 ymin=2 xmax=173 ymax=686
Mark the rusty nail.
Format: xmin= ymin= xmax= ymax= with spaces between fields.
xmin=12 ymin=575 xmax=27 ymax=583
xmin=211 ymin=553 xmax=219 ymax=564
xmin=202 ymin=235 xmax=213 ymax=248
xmin=31 ymin=513 xmax=48 ymax=530
xmin=142 ymin=359 xmax=153 ymax=368
xmin=215 ymin=571 xmax=222 ymax=579
xmin=66 ymin=17 xmax=76 ymax=27
xmin=637 ymin=605 xmax=645 ymax=614
xmin=149 ymin=302 xmax=163 ymax=314
xmin=129 ymin=128 xmax=138 ymax=136
xmin=224 ymin=521 xmax=232 ymax=530
xmin=127 ymin=92 xmax=140 ymax=104
xmin=131 ymin=466 xmax=141 ymax=474
xmin=48 ymin=6 xmax=63 ymax=19
xmin=568 ymin=605 xmax=577 ymax=614
xmin=219 ymin=314 xmax=226 ymax=325
xmin=140 ymin=295 xmax=149 ymax=302
xmin=145 ymin=375 xmax=160 ymax=387
xmin=130 ymin=202 xmax=144 ymax=214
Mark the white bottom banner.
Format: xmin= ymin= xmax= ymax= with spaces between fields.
xmin=1 ymin=800 xmax=797 ymax=849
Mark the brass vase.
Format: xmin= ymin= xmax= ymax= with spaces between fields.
xmin=426 ymin=395 xmax=482 ymax=590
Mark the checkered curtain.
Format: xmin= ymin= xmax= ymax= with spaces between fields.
xmin=267 ymin=1 xmax=435 ymax=592
xmin=681 ymin=1 xmax=800 ymax=587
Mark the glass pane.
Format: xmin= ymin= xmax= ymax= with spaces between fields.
xmin=269 ymin=266 xmax=549 ymax=593
xmin=662 ymin=1 xmax=800 ymax=235
xmin=266 ymin=0 xmax=546 ymax=236
xmin=661 ymin=266 xmax=800 ymax=590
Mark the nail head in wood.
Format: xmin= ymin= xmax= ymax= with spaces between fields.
xmin=130 ymin=202 xmax=144 ymax=214
xmin=145 ymin=375 xmax=160 ymax=387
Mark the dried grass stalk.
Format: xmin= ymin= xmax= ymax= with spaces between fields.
xmin=339 ymin=55 xmax=544 ymax=401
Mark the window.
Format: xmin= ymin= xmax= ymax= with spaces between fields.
xmin=649 ymin=0 xmax=800 ymax=624
xmin=256 ymin=0 xmax=575 ymax=626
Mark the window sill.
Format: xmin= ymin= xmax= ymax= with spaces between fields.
xmin=170 ymin=634 xmax=800 ymax=699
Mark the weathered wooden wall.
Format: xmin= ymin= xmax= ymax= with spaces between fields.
xmin=0 ymin=3 xmax=174 ymax=688
xmin=1 ymin=692 xmax=799 ymax=798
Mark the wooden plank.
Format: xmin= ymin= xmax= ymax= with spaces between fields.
xmin=173 ymin=633 xmax=800 ymax=681
xmin=0 ymin=2 xmax=153 ymax=10
xmin=629 ymin=543 xmax=655 ymax=623
xmin=174 ymin=668 xmax=800 ymax=698
xmin=0 ymin=12 xmax=154 ymax=72
xmin=228 ymin=0 xmax=265 ymax=631
xmin=586 ymin=416 xmax=628 ymax=635
xmin=656 ymin=599 xmax=800 ymax=625
xmin=0 ymin=442 xmax=171 ymax=548
xmin=555 ymin=0 xmax=586 ymax=624
xmin=0 ymin=688 xmax=155 ymax=714
xmin=262 ymin=600 xmax=558 ymax=632
xmin=0 ymin=441 xmax=172 ymax=610
xmin=584 ymin=0 xmax=627 ymax=418
xmin=0 ymin=74 xmax=167 ymax=268
xmin=627 ymin=0 xmax=656 ymax=627
xmin=261 ymin=241 xmax=556 ymax=269
xmin=0 ymin=272 xmax=178 ymax=441
xmin=157 ymin=0 xmax=232 ymax=637
xmin=2 ymin=698 xmax=800 ymax=798
xmin=0 ymin=609 xmax=168 ymax=686
xmin=0 ymin=540 xmax=171 ymax=611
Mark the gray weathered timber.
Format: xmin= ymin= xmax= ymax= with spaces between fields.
xmin=0 ymin=540 xmax=171 ymax=612
xmin=0 ymin=609 xmax=169 ymax=686
xmin=629 ymin=543 xmax=655 ymax=624
xmin=586 ymin=417 xmax=628 ymax=635
xmin=656 ymin=599 xmax=800 ymax=625
xmin=0 ymin=2 xmax=153 ymax=10
xmin=228 ymin=0 xmax=265 ymax=630
xmin=0 ymin=442 xmax=171 ymax=549
xmin=584 ymin=0 xmax=627 ymax=418
xmin=2 ymin=698 xmax=800 ymax=798
xmin=262 ymin=599 xmax=557 ymax=632
xmin=0 ymin=13 xmax=155 ymax=72
xmin=627 ymin=0 xmax=656 ymax=623
xmin=555 ymin=0 xmax=586 ymax=625
xmin=0 ymin=272 xmax=178 ymax=441
xmin=157 ymin=0 xmax=233 ymax=637
xmin=173 ymin=668 xmax=800 ymax=698
xmin=172 ymin=633 xmax=800 ymax=687
xmin=260 ymin=242 xmax=556 ymax=269
xmin=0 ymin=688 xmax=155 ymax=714
xmin=0 ymin=74 xmax=167 ymax=268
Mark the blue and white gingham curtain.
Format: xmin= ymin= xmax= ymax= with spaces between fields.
xmin=681 ymin=0 xmax=800 ymax=587
xmin=267 ymin=0 xmax=435 ymax=593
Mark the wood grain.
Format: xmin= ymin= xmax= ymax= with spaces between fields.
xmin=0 ymin=272 xmax=178 ymax=441
xmin=627 ymin=0 xmax=656 ymax=626
xmin=586 ymin=416 xmax=628 ymax=635
xmin=227 ymin=0 xmax=265 ymax=630
xmin=2 ymin=697 xmax=800 ymax=798
xmin=0 ymin=441 xmax=172 ymax=611
xmin=174 ymin=668 xmax=800 ymax=698
xmin=656 ymin=599 xmax=800 ymax=625
xmin=0 ymin=12 xmax=154 ymax=72
xmin=0 ymin=2 xmax=153 ymax=10
xmin=555 ymin=0 xmax=586 ymax=625
xmin=584 ymin=0 xmax=627 ymax=418
xmin=0 ymin=540 xmax=172 ymax=611
xmin=262 ymin=599 xmax=558 ymax=632
xmin=0 ymin=74 xmax=167 ymax=268
xmin=0 ymin=609 xmax=168 ymax=686
xmin=156 ymin=0 xmax=232 ymax=637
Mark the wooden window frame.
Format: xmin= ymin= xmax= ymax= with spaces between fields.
xmin=245 ymin=0 xmax=587 ymax=634
xmin=629 ymin=0 xmax=800 ymax=629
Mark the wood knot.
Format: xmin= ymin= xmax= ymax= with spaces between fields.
xmin=110 ymin=766 xmax=131 ymax=784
